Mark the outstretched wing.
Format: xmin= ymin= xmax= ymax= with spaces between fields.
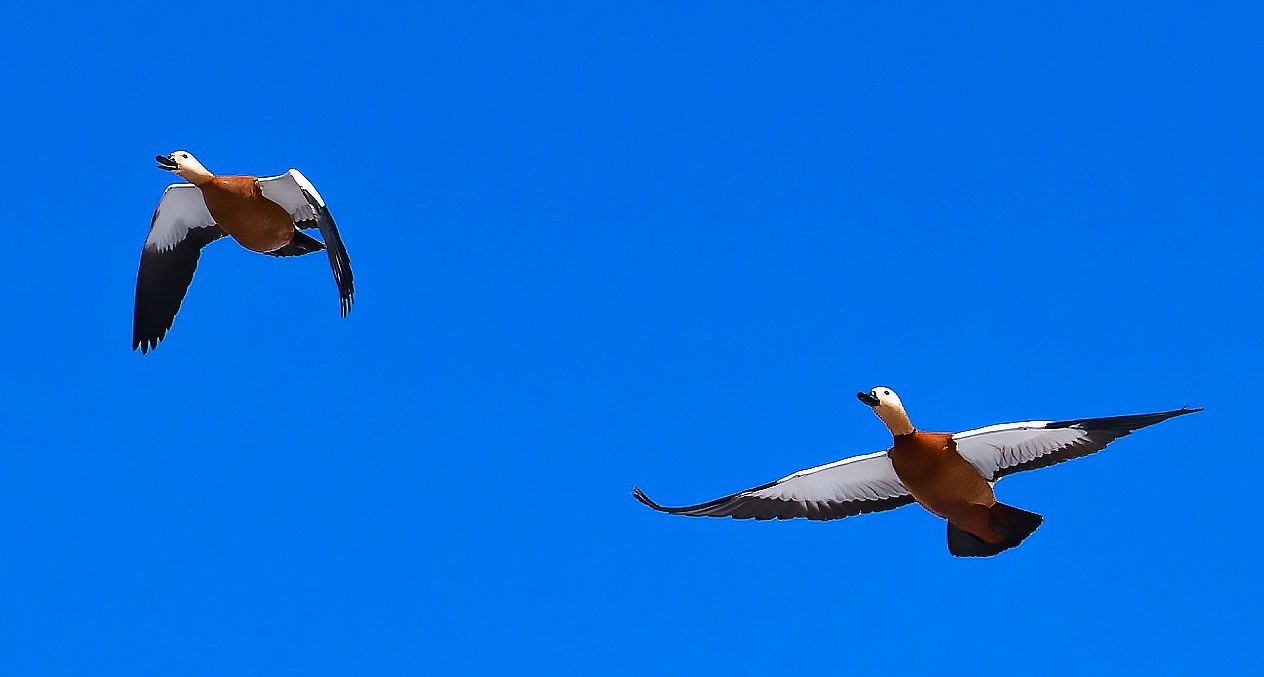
xmin=133 ymin=184 xmax=224 ymax=353
xmin=633 ymin=450 xmax=913 ymax=521
xmin=954 ymin=408 xmax=1201 ymax=481
xmin=257 ymin=169 xmax=354 ymax=316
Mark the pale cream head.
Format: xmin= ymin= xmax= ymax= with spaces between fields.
xmin=156 ymin=150 xmax=213 ymax=184
xmin=857 ymin=386 xmax=915 ymax=436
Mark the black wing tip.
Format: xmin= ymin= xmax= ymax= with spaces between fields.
xmin=1134 ymin=406 xmax=1204 ymax=422
xmin=631 ymin=486 xmax=668 ymax=512
xmin=630 ymin=485 xmax=760 ymax=518
xmin=632 ymin=486 xmax=702 ymax=515
xmin=1048 ymin=406 xmax=1204 ymax=432
xmin=132 ymin=332 xmax=163 ymax=354
xmin=1131 ymin=406 xmax=1203 ymax=419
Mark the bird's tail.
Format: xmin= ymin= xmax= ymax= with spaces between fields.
xmin=947 ymin=503 xmax=1043 ymax=558
xmin=265 ymin=231 xmax=326 ymax=257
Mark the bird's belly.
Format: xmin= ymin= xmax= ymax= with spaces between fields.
xmin=892 ymin=455 xmax=995 ymax=519
xmin=213 ymin=210 xmax=295 ymax=253
xmin=903 ymin=481 xmax=975 ymax=520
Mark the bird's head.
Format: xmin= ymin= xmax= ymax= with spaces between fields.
xmin=857 ymin=386 xmax=915 ymax=436
xmin=156 ymin=151 xmax=212 ymax=183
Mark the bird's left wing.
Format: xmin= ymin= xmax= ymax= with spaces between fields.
xmin=633 ymin=450 xmax=914 ymax=520
xmin=134 ymin=184 xmax=224 ymax=353
xmin=258 ymin=169 xmax=354 ymax=316
xmin=954 ymin=408 xmax=1201 ymax=481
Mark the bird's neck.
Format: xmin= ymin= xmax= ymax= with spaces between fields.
xmin=177 ymin=168 xmax=214 ymax=186
xmin=879 ymin=408 xmax=916 ymax=437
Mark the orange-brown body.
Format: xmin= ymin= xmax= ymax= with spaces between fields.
xmin=199 ymin=176 xmax=295 ymax=253
xmin=889 ymin=431 xmax=1004 ymax=543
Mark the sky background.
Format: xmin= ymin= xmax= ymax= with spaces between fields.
xmin=0 ymin=1 xmax=1260 ymax=673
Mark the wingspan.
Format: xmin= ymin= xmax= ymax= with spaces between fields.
xmin=133 ymin=185 xmax=224 ymax=353
xmin=953 ymin=408 xmax=1201 ymax=481
xmin=633 ymin=450 xmax=914 ymax=520
xmin=258 ymin=169 xmax=354 ymax=316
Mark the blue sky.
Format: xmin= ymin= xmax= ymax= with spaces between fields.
xmin=0 ymin=1 xmax=1259 ymax=673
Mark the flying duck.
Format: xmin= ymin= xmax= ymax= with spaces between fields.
xmin=133 ymin=151 xmax=355 ymax=353
xmin=634 ymin=388 xmax=1199 ymax=557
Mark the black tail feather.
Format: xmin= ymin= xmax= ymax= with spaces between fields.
xmin=947 ymin=503 xmax=1043 ymax=558
xmin=265 ymin=231 xmax=326 ymax=257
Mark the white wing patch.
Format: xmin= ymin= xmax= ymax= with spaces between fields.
xmin=286 ymin=169 xmax=325 ymax=207
xmin=634 ymin=448 xmax=913 ymax=520
xmin=257 ymin=169 xmax=322 ymax=223
xmin=954 ymin=422 xmax=1103 ymax=480
xmin=759 ymin=450 xmax=906 ymax=501
xmin=145 ymin=185 xmax=215 ymax=252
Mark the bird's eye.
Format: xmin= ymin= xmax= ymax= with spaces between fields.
xmin=883 ymin=390 xmax=890 ymax=395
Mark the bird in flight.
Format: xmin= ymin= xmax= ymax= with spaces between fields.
xmin=133 ymin=151 xmax=355 ymax=353
xmin=634 ymin=387 xmax=1199 ymax=557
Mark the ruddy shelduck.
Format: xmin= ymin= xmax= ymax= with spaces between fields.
xmin=133 ymin=151 xmax=354 ymax=353
xmin=634 ymin=387 xmax=1199 ymax=557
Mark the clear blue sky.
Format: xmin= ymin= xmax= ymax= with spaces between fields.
xmin=0 ymin=1 xmax=1259 ymax=673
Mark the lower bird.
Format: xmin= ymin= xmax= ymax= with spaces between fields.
xmin=634 ymin=387 xmax=1199 ymax=557
xmin=133 ymin=151 xmax=355 ymax=353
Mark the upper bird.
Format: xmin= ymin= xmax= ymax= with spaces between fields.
xmin=133 ymin=151 xmax=355 ymax=353
xmin=634 ymin=387 xmax=1199 ymax=557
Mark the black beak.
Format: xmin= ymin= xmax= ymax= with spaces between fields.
xmin=857 ymin=392 xmax=880 ymax=407
xmin=156 ymin=154 xmax=178 ymax=171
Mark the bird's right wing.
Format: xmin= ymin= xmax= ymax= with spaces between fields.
xmin=953 ymin=408 xmax=1201 ymax=481
xmin=633 ymin=450 xmax=913 ymax=520
xmin=133 ymin=184 xmax=224 ymax=353
xmin=257 ymin=170 xmax=354 ymax=316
